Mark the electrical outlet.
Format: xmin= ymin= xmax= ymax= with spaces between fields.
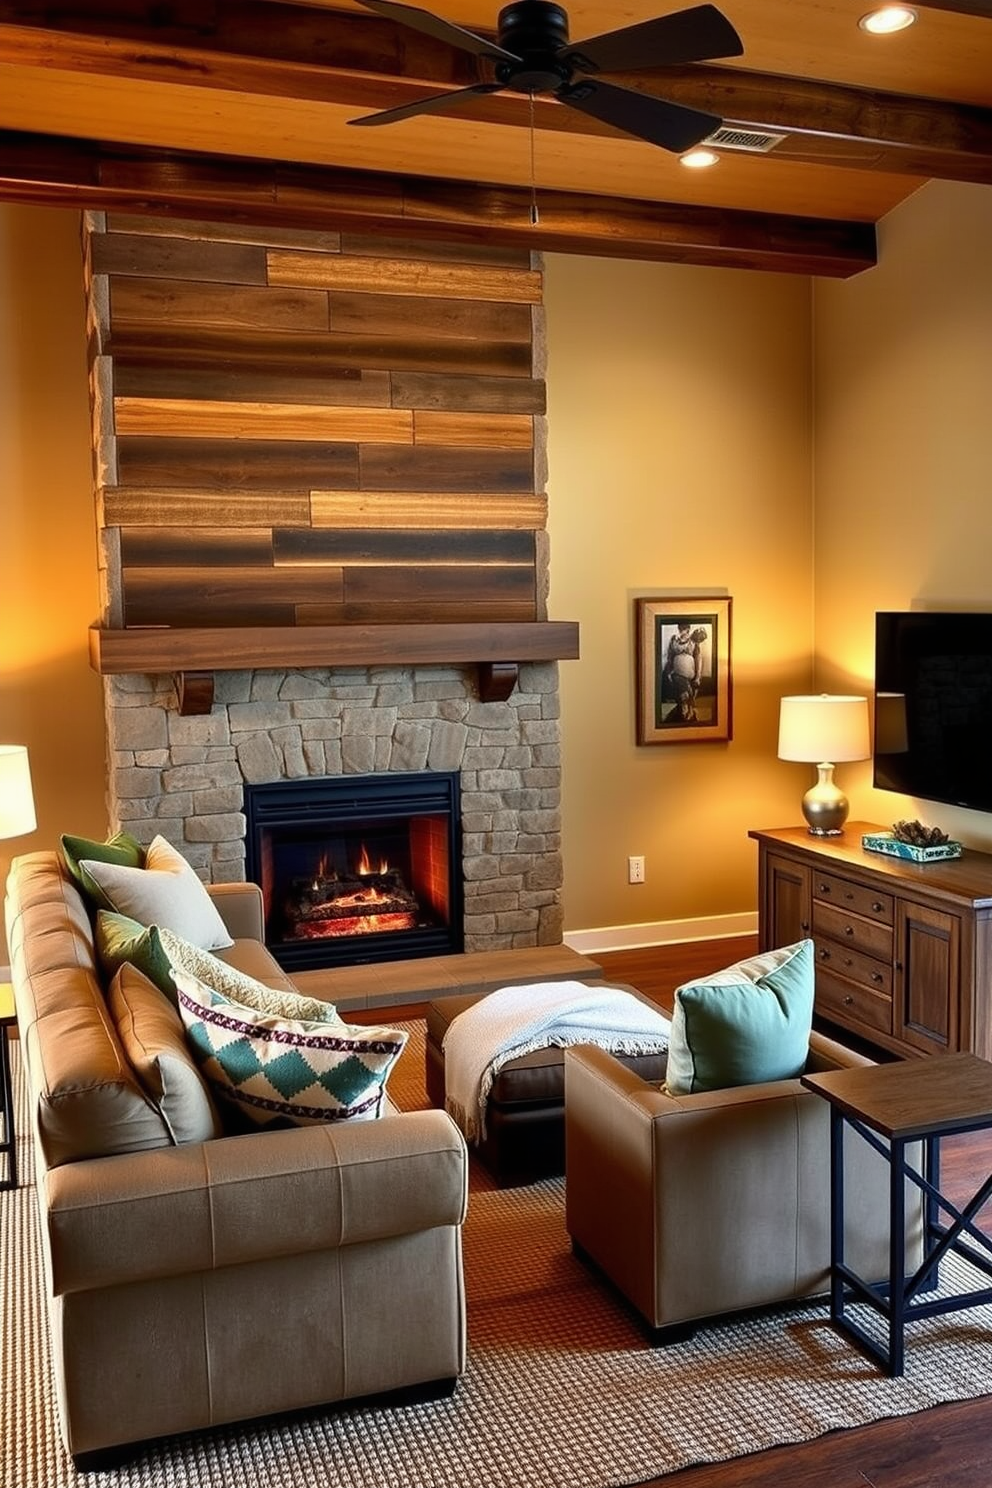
xmin=628 ymin=855 xmax=645 ymax=884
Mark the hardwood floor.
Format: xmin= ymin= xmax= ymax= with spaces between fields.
xmin=363 ymin=935 xmax=992 ymax=1486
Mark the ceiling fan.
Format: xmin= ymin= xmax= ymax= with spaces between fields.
xmin=347 ymin=0 xmax=744 ymax=155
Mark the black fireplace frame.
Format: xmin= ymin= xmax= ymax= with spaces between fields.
xmin=243 ymin=771 xmax=464 ymax=972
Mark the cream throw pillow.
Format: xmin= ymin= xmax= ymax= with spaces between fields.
xmin=108 ymin=963 xmax=223 ymax=1144
xmin=158 ymin=927 xmax=337 ymax=1021
xmin=80 ymin=835 xmax=234 ymax=951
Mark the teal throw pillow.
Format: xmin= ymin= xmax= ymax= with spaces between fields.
xmin=95 ymin=911 xmax=177 ymax=1001
xmin=665 ymin=938 xmax=815 ymax=1096
xmin=61 ymin=830 xmax=144 ymax=908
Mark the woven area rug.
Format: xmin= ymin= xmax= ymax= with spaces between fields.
xmin=5 ymin=1021 xmax=992 ymax=1488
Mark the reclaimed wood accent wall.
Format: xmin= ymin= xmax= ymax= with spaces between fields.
xmin=83 ymin=214 xmax=548 ymax=630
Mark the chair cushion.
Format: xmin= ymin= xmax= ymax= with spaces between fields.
xmin=665 ymin=938 xmax=815 ymax=1096
xmin=79 ymin=835 xmax=233 ymax=950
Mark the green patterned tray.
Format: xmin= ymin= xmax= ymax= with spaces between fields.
xmin=862 ymin=832 xmax=962 ymax=863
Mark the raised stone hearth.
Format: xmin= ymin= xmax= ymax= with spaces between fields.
xmin=103 ymin=660 xmax=564 ymax=954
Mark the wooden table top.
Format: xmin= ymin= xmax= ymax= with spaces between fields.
xmin=802 ymin=1052 xmax=992 ymax=1139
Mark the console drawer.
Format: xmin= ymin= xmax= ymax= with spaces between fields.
xmin=813 ymin=902 xmax=893 ymax=961
xmin=813 ymin=937 xmax=893 ymax=996
xmin=812 ymin=872 xmax=893 ymax=925
xmin=816 ymin=972 xmax=893 ymax=1037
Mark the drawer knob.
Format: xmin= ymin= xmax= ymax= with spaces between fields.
xmin=872 ymin=971 xmax=883 ymax=984
xmin=845 ymin=891 xmax=854 ymax=901
xmin=843 ymin=995 xmax=854 ymax=1006
xmin=818 ymin=883 xmax=831 ymax=894
xmin=872 ymin=902 xmax=883 ymax=912
xmin=818 ymin=948 xmax=831 ymax=961
xmin=801 ymin=921 xmax=810 ymax=932
xmin=844 ymin=925 xmax=855 ymax=937
xmin=844 ymin=957 xmax=853 ymax=967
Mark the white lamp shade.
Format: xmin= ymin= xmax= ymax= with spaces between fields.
xmin=0 ymin=745 xmax=37 ymax=839
xmin=778 ymin=695 xmax=871 ymax=764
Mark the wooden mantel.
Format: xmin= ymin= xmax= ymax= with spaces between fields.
xmin=89 ymin=621 xmax=581 ymax=713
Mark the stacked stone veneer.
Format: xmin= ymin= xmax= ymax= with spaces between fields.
xmin=105 ymin=660 xmax=564 ymax=952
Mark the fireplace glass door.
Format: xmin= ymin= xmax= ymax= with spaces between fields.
xmin=244 ymin=772 xmax=462 ymax=971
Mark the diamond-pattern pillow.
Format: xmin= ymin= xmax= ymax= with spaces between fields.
xmin=174 ymin=967 xmax=407 ymax=1127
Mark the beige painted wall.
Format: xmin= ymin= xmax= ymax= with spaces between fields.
xmin=0 ymin=204 xmax=106 ymax=961
xmin=544 ymin=255 xmax=814 ymax=939
xmin=813 ymin=180 xmax=992 ymax=850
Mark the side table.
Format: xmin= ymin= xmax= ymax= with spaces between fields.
xmin=802 ymin=1052 xmax=992 ymax=1376
xmin=0 ymin=982 xmax=18 ymax=1190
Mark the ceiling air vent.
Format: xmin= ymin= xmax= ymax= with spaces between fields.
xmin=704 ymin=126 xmax=788 ymax=154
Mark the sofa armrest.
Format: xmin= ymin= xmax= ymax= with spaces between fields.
xmin=45 ymin=1109 xmax=467 ymax=1297
xmin=207 ymin=880 xmax=265 ymax=942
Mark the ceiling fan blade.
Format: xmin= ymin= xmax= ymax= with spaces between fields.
xmin=350 ymin=0 xmax=519 ymax=63
xmin=559 ymin=4 xmax=743 ymax=75
xmin=349 ymin=81 xmax=505 ymax=126
xmin=558 ymin=78 xmax=721 ymax=154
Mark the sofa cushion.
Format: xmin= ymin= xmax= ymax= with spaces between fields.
xmin=108 ymin=963 xmax=223 ymax=1145
xmin=159 ymin=928 xmax=337 ymax=1020
xmin=96 ymin=910 xmax=177 ymax=998
xmin=59 ymin=829 xmax=144 ymax=906
xmin=174 ymin=967 xmax=407 ymax=1128
xmin=80 ymin=835 xmax=234 ymax=951
xmin=665 ymin=938 xmax=815 ymax=1096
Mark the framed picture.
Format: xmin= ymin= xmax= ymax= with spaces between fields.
xmin=635 ymin=595 xmax=733 ymax=745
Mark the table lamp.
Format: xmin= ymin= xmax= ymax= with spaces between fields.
xmin=777 ymin=695 xmax=870 ymax=836
xmin=0 ymin=745 xmax=37 ymax=841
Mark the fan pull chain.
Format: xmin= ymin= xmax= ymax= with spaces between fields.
xmin=529 ymin=91 xmax=539 ymax=226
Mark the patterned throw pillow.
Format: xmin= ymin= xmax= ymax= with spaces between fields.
xmin=158 ymin=927 xmax=337 ymax=1021
xmin=80 ymin=835 xmax=234 ymax=951
xmin=174 ymin=967 xmax=407 ymax=1127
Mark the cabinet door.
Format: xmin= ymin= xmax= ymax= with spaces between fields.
xmin=894 ymin=900 xmax=960 ymax=1056
xmin=762 ymin=852 xmax=812 ymax=951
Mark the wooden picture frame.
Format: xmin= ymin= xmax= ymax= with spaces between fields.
xmin=635 ymin=595 xmax=733 ymax=745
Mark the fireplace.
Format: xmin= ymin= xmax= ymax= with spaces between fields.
xmin=243 ymin=771 xmax=463 ymax=971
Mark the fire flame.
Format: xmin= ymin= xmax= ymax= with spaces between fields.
xmin=356 ymin=844 xmax=390 ymax=876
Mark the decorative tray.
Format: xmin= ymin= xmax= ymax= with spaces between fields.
xmin=862 ymin=832 xmax=962 ymax=863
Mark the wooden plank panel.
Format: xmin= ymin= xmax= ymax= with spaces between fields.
xmin=109 ymin=277 xmax=329 ymax=332
xmin=273 ymin=528 xmax=535 ymax=565
xmin=124 ymin=565 xmax=344 ymax=608
xmin=391 ymin=372 xmax=545 ymax=414
xmin=360 ymin=445 xmax=534 ymax=493
xmin=414 ymin=410 xmax=533 ymax=449
xmin=108 ymin=214 xmax=343 ymax=251
xmin=114 ymin=397 xmax=413 ymax=443
xmin=114 ymin=362 xmax=392 ymax=407
xmin=343 ymin=566 xmax=536 ymax=605
xmin=267 ymin=251 xmax=542 ymax=305
xmin=117 ymin=437 xmax=359 ymax=490
xmin=309 ymin=491 xmax=547 ymax=529
xmin=327 ymin=292 xmax=532 ymax=344
xmin=120 ymin=528 xmax=274 ymax=567
xmin=125 ymin=597 xmax=298 ymax=628
xmin=91 ymin=232 xmax=267 ymax=284
xmin=90 ymin=621 xmax=581 ymax=671
xmin=340 ymin=235 xmax=531 ymax=268
xmin=296 ymin=599 xmax=536 ymax=623
xmin=105 ymin=324 xmax=534 ymax=377
xmin=103 ymin=488 xmax=312 ymax=526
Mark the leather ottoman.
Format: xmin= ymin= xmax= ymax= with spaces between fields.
xmin=425 ymin=988 xmax=668 ymax=1187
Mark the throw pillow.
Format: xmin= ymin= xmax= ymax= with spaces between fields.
xmin=96 ymin=910 xmax=177 ymax=999
xmin=60 ymin=830 xmax=144 ymax=906
xmin=664 ymin=938 xmax=815 ymax=1096
xmin=108 ymin=963 xmax=223 ymax=1145
xmin=80 ymin=835 xmax=234 ymax=951
xmin=158 ymin=926 xmax=337 ymax=1021
xmin=174 ymin=967 xmax=407 ymax=1127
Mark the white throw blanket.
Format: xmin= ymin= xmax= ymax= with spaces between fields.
xmin=442 ymin=980 xmax=672 ymax=1143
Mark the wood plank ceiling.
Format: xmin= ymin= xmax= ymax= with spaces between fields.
xmin=0 ymin=0 xmax=989 ymax=273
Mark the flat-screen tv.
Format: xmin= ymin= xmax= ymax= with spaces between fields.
xmin=874 ymin=611 xmax=992 ymax=814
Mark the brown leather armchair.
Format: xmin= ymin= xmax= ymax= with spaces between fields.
xmin=564 ymin=1029 xmax=923 ymax=1338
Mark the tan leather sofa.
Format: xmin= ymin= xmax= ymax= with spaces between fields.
xmin=564 ymin=1030 xmax=923 ymax=1337
xmin=5 ymin=851 xmax=468 ymax=1462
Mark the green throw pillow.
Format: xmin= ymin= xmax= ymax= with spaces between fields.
xmin=665 ymin=939 xmax=815 ymax=1096
xmin=61 ymin=830 xmax=144 ymax=907
xmin=95 ymin=911 xmax=177 ymax=1000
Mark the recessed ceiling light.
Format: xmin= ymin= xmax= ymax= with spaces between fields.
xmin=859 ymin=6 xmax=918 ymax=34
xmin=680 ymin=148 xmax=720 ymax=169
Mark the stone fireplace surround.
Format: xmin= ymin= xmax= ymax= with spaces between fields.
xmin=103 ymin=659 xmax=564 ymax=954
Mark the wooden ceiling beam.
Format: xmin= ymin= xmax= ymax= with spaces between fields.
xmin=0 ymin=130 xmax=876 ymax=277
xmin=0 ymin=4 xmax=989 ymax=183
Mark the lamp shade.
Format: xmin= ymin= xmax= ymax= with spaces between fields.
xmin=0 ymin=745 xmax=37 ymax=839
xmin=778 ymin=695 xmax=871 ymax=764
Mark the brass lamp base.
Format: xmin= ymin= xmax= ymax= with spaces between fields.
xmin=801 ymin=763 xmax=849 ymax=837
